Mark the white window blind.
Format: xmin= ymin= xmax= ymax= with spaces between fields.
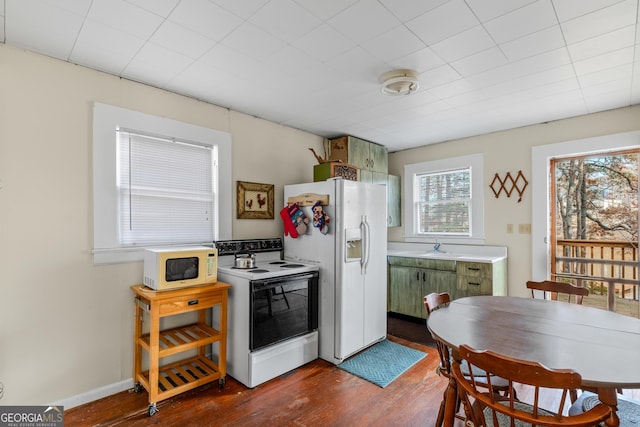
xmin=417 ymin=168 xmax=471 ymax=235
xmin=117 ymin=129 xmax=215 ymax=246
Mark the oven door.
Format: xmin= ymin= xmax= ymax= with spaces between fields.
xmin=250 ymin=271 xmax=319 ymax=351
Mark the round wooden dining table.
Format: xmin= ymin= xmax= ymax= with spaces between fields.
xmin=427 ymin=295 xmax=640 ymax=427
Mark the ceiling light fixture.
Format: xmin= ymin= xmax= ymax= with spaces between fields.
xmin=379 ymin=69 xmax=419 ymax=96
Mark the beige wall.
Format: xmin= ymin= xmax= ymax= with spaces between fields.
xmin=388 ymin=104 xmax=640 ymax=297
xmin=0 ymin=45 xmax=322 ymax=406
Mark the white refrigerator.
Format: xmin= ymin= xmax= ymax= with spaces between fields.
xmin=283 ymin=178 xmax=387 ymax=365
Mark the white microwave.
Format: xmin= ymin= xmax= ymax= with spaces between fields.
xmin=143 ymin=246 xmax=218 ymax=291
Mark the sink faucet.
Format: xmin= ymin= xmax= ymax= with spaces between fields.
xmin=433 ymin=240 xmax=443 ymax=253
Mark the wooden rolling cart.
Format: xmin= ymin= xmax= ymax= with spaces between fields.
xmin=131 ymin=282 xmax=231 ymax=416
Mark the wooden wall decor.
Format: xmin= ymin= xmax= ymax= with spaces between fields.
xmin=237 ymin=181 xmax=274 ymax=219
xmin=490 ymin=170 xmax=528 ymax=202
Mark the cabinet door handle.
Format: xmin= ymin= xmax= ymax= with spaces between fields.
xmin=467 ymin=282 xmax=481 ymax=286
xmin=422 ymin=272 xmax=426 ymax=281
xmin=188 ymin=299 xmax=199 ymax=306
xmin=416 ymin=272 xmax=420 ymax=281
xmin=468 ymin=267 xmax=481 ymax=272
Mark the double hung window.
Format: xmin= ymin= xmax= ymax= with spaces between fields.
xmin=404 ymin=154 xmax=484 ymax=243
xmin=117 ymin=129 xmax=215 ymax=246
xmin=92 ymin=102 xmax=232 ymax=264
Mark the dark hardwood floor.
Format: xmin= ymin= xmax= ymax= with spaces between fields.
xmin=65 ymin=316 xmax=449 ymax=426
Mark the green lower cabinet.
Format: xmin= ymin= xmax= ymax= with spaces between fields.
xmin=388 ymin=265 xmax=456 ymax=319
xmin=389 ymin=266 xmax=424 ymax=318
xmin=387 ymin=256 xmax=508 ymax=318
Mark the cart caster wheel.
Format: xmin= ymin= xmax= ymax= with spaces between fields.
xmin=219 ymin=377 xmax=225 ymax=388
xmin=148 ymin=403 xmax=158 ymax=417
xmin=133 ymin=382 xmax=142 ymax=393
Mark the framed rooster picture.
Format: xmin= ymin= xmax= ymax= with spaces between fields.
xmin=237 ymin=181 xmax=274 ymax=219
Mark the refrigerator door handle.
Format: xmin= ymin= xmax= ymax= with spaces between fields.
xmin=361 ymin=215 xmax=370 ymax=274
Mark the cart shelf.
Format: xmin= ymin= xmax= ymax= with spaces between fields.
xmin=131 ymin=282 xmax=231 ymax=416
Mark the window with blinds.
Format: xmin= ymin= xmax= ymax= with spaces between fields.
xmin=417 ymin=168 xmax=471 ymax=234
xmin=117 ymin=129 xmax=215 ymax=246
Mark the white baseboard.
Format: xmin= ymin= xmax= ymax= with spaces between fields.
xmin=55 ymin=378 xmax=134 ymax=410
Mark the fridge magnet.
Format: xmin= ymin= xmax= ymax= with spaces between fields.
xmin=237 ymin=181 xmax=274 ymax=219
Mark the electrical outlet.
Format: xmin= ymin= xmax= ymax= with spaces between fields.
xmin=506 ymin=224 xmax=513 ymax=234
xmin=519 ymin=223 xmax=531 ymax=234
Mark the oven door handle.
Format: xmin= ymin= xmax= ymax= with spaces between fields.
xmin=251 ymin=272 xmax=316 ymax=287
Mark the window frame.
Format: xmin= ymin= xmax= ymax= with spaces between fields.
xmin=92 ymin=102 xmax=232 ymax=265
xmin=403 ymin=153 xmax=485 ymax=244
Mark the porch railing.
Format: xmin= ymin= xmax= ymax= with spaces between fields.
xmin=553 ymin=239 xmax=639 ymax=316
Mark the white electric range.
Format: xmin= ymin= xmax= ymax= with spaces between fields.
xmin=211 ymin=238 xmax=320 ymax=388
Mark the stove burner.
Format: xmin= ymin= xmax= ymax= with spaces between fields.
xmin=269 ymin=261 xmax=286 ymax=265
xmin=281 ymin=264 xmax=304 ymax=268
xmin=231 ymin=266 xmax=257 ymax=270
xmin=251 ymin=269 xmax=269 ymax=273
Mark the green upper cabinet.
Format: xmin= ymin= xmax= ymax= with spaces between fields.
xmin=387 ymin=174 xmax=401 ymax=227
xmin=329 ymin=135 xmax=400 ymax=226
xmin=329 ymin=136 xmax=388 ymax=178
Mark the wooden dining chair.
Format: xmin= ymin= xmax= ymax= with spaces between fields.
xmin=424 ymin=293 xmax=461 ymax=426
xmin=526 ymin=280 xmax=589 ymax=304
xmin=424 ymin=293 xmax=512 ymax=427
xmin=452 ymin=344 xmax=612 ymax=427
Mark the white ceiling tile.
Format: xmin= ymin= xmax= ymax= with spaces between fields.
xmin=552 ymin=0 xmax=627 ymax=22
xmin=5 ymin=0 xmax=84 ymax=59
xmin=249 ymin=0 xmax=322 ymax=43
xmin=583 ymin=87 xmax=633 ymax=111
xmin=500 ymin=25 xmax=566 ymax=62
xmin=484 ymin=0 xmax=558 ymax=43
xmin=169 ymin=0 xmax=243 ymax=41
xmin=199 ymin=44 xmax=264 ymax=79
xmin=150 ymin=21 xmax=217 ymax=59
xmin=378 ymin=0 xmax=449 ymax=22
xmin=431 ymin=25 xmax=496 ymax=63
xmin=221 ymin=22 xmax=286 ymax=61
xmin=465 ymin=0 xmax=537 ymax=22
xmin=291 ymin=24 xmax=355 ymax=62
xmin=578 ymin=63 xmax=632 ymax=88
xmin=328 ymin=1 xmax=400 ymax=44
xmin=419 ymin=64 xmax=463 ymax=91
xmin=69 ymin=19 xmax=145 ymax=73
xmin=123 ymin=42 xmax=194 ymax=84
xmin=87 ymin=0 xmax=163 ymax=39
xmin=568 ymin=25 xmax=635 ymax=62
xmin=209 ymin=0 xmax=270 ymax=19
xmin=264 ymin=45 xmax=322 ymax=76
xmin=389 ymin=47 xmax=445 ymax=74
xmin=324 ymin=46 xmax=386 ymax=80
xmin=360 ymin=25 xmax=426 ymax=63
xmin=41 ymin=0 xmax=91 ymax=15
xmin=561 ymin=0 xmax=637 ymax=44
xmin=406 ymin=0 xmax=479 ymax=45
xmin=573 ymin=46 xmax=634 ymax=76
xmin=124 ymin=0 xmax=180 ymax=17
xmin=293 ymin=0 xmax=357 ymax=20
xmin=428 ymin=75 xmax=474 ymax=99
xmin=451 ymin=47 xmax=508 ymax=77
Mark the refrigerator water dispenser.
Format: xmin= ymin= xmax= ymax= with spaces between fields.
xmin=345 ymin=228 xmax=362 ymax=262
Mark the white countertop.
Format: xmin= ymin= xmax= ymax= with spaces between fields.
xmin=387 ymin=242 xmax=507 ymax=263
